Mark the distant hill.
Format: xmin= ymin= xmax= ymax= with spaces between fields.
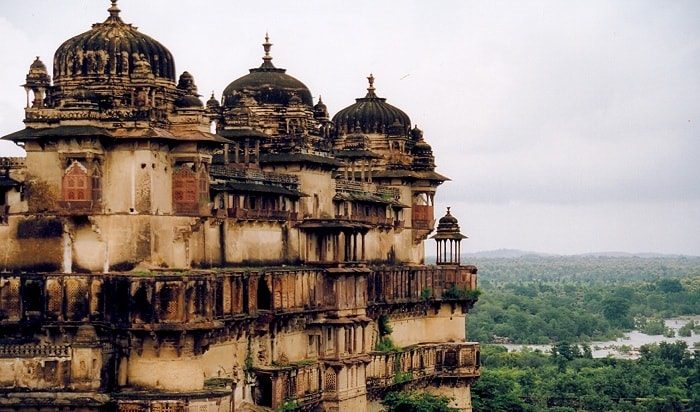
xmin=460 ymin=249 xmax=558 ymax=258
xmin=425 ymin=249 xmax=699 ymax=261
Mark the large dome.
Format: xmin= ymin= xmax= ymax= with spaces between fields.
xmin=332 ymin=74 xmax=411 ymax=136
xmin=52 ymin=1 xmax=176 ymax=87
xmin=221 ymin=35 xmax=313 ymax=107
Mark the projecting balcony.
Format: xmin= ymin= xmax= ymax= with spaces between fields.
xmin=252 ymin=362 xmax=323 ymax=410
xmin=367 ymin=265 xmax=478 ymax=306
xmin=366 ymin=342 xmax=480 ymax=390
xmin=334 ymin=214 xmax=394 ymax=227
xmin=224 ymin=207 xmax=296 ymax=222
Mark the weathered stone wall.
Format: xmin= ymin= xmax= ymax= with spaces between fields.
xmin=0 ymin=216 xmax=64 ymax=272
xmin=127 ymin=335 xmax=205 ymax=391
xmin=390 ymin=304 xmax=467 ymax=347
xmin=0 ymin=265 xmax=477 ymax=410
xmin=223 ymin=221 xmax=289 ymax=265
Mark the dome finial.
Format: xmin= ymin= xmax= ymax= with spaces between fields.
xmin=262 ymin=32 xmax=274 ymax=67
xmin=108 ymin=0 xmax=121 ymax=19
xmin=364 ymin=73 xmax=378 ymax=98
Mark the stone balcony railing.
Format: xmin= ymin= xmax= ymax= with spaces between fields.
xmin=366 ymin=342 xmax=480 ymax=390
xmin=252 ymin=362 xmax=323 ymax=410
xmin=334 ymin=179 xmax=400 ymax=199
xmin=334 ymin=214 xmax=394 ymax=227
xmin=224 ymin=207 xmax=296 ymax=221
xmin=0 ymin=266 xmax=478 ymax=329
xmin=367 ymin=265 xmax=478 ymax=305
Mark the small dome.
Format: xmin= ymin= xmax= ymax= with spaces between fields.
xmin=175 ymin=71 xmax=203 ymax=108
xmin=221 ymin=35 xmax=313 ymax=107
xmin=206 ymin=91 xmax=221 ymax=110
xmin=24 ymin=56 xmax=51 ymax=88
xmin=433 ymin=207 xmax=467 ymax=240
xmin=52 ymin=1 xmax=176 ymax=86
xmin=438 ymin=209 xmax=459 ymax=227
xmin=313 ymin=95 xmax=329 ymax=120
xmin=411 ymin=125 xmax=436 ymax=171
xmin=332 ymin=74 xmax=411 ymax=136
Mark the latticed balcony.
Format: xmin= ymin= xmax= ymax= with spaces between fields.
xmin=368 ymin=265 xmax=478 ymax=305
xmin=252 ymin=362 xmax=323 ymax=410
xmin=366 ymin=342 xmax=480 ymax=390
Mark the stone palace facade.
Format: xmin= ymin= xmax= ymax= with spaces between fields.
xmin=0 ymin=2 xmax=480 ymax=411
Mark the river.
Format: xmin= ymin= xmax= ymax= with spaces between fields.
xmin=501 ymin=316 xmax=700 ymax=359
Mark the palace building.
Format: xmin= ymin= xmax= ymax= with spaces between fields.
xmin=0 ymin=2 xmax=480 ymax=411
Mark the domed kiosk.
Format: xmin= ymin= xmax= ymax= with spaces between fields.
xmin=432 ymin=207 xmax=468 ymax=265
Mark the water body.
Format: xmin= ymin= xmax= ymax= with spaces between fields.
xmin=502 ymin=316 xmax=700 ymax=359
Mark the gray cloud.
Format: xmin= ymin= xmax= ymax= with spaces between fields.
xmin=1 ymin=0 xmax=699 ymax=254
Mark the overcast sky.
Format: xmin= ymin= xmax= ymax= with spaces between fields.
xmin=1 ymin=0 xmax=699 ymax=256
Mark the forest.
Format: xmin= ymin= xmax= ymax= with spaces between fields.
xmin=465 ymin=255 xmax=700 ymax=412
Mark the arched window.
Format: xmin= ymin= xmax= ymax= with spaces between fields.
xmin=172 ymin=165 xmax=197 ymax=214
xmin=62 ymin=161 xmax=90 ymax=201
xmin=172 ymin=163 xmax=210 ymax=215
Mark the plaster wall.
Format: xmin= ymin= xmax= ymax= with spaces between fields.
xmin=200 ymin=340 xmax=247 ymax=381
xmin=23 ymin=145 xmax=61 ymax=181
xmin=23 ymin=147 xmax=62 ymax=211
xmin=0 ymin=357 xmax=71 ymax=389
xmin=224 ymin=222 xmax=285 ymax=264
xmin=390 ymin=304 xmax=466 ymax=347
xmin=199 ymin=341 xmax=248 ymax=411
xmin=127 ymin=337 xmax=204 ymax=392
xmin=103 ymin=147 xmax=165 ymax=214
xmin=364 ymin=228 xmax=421 ymax=263
xmin=71 ymin=219 xmax=106 ymax=271
xmin=68 ymin=215 xmax=205 ymax=271
xmin=4 ymin=188 xmax=26 ymax=213
xmin=294 ymin=170 xmax=334 ymax=219
xmin=273 ymin=329 xmax=312 ymax=362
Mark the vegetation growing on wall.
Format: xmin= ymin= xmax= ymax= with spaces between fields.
xmin=23 ymin=175 xmax=57 ymax=212
xmin=381 ymin=391 xmax=458 ymax=412
xmin=376 ymin=314 xmax=401 ymax=352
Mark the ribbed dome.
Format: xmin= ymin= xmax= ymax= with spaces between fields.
xmin=433 ymin=207 xmax=467 ymax=240
xmin=52 ymin=1 xmax=176 ymax=86
xmin=221 ymin=35 xmax=312 ymax=107
xmin=332 ymin=74 xmax=411 ymax=136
